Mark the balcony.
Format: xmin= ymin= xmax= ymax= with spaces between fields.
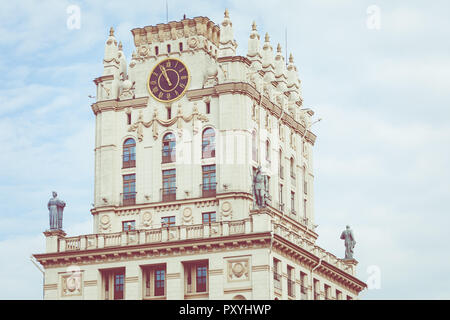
xmin=59 ymin=219 xmax=249 ymax=253
xmin=161 ymin=187 xmax=176 ymax=202
xmin=120 ymin=192 xmax=136 ymax=206
xmin=201 ymin=182 xmax=217 ymax=198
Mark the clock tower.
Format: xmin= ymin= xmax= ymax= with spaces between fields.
xmin=33 ymin=10 xmax=366 ymax=300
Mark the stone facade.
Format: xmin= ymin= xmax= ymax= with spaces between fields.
xmin=33 ymin=10 xmax=366 ymax=300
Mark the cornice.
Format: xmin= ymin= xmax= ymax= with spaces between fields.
xmin=91 ymin=96 xmax=149 ymax=115
xmin=272 ymin=234 xmax=367 ymax=294
xmin=186 ymin=82 xmax=316 ymax=145
xmin=33 ymin=232 xmax=272 ymax=269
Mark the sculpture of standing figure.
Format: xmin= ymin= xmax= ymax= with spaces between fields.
xmin=47 ymin=191 xmax=66 ymax=230
xmin=340 ymin=225 xmax=356 ymax=260
xmin=253 ymin=166 xmax=266 ymax=208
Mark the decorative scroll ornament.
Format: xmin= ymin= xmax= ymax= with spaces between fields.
xmin=128 ymin=103 xmax=209 ymax=142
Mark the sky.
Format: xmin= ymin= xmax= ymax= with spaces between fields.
xmin=0 ymin=0 xmax=449 ymax=299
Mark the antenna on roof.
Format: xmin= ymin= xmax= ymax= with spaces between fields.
xmin=166 ymin=0 xmax=168 ymax=23
xmin=285 ymin=27 xmax=288 ymax=66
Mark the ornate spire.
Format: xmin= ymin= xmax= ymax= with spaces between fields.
xmin=289 ymin=53 xmax=294 ymax=64
xmin=265 ymin=32 xmax=270 ymax=43
xmin=109 ymin=26 xmax=114 ymax=37
xmin=277 ymin=43 xmax=282 ymax=53
xmin=247 ymin=20 xmax=261 ymax=60
xmin=219 ymin=8 xmax=237 ymax=57
xmin=118 ymin=41 xmax=123 ymax=51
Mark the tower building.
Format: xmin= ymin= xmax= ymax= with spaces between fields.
xmin=33 ymin=10 xmax=366 ymax=300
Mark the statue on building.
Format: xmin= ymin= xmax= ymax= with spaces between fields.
xmin=253 ymin=166 xmax=267 ymax=208
xmin=340 ymin=225 xmax=356 ymax=260
xmin=47 ymin=191 xmax=66 ymax=230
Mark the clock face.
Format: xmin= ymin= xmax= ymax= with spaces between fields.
xmin=147 ymin=58 xmax=190 ymax=103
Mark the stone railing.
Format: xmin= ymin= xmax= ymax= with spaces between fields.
xmin=58 ymin=219 xmax=252 ymax=253
xmin=51 ymin=218 xmax=355 ymax=277
xmin=273 ymin=223 xmax=356 ymax=276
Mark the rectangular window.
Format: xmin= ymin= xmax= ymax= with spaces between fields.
xmin=162 ymin=169 xmax=176 ymax=201
xmin=202 ymin=212 xmax=216 ymax=224
xmin=273 ymin=259 xmax=281 ymax=290
xmin=167 ymin=44 xmax=171 ymax=53
xmin=155 ymin=46 xmax=159 ymax=55
xmin=167 ymin=106 xmax=172 ymax=119
xmin=154 ymin=269 xmax=165 ymax=296
xmin=303 ymin=199 xmax=307 ymax=220
xmin=102 ymin=268 xmax=125 ymax=300
xmin=127 ymin=113 xmax=131 ymax=125
xmin=161 ymin=216 xmax=175 ymax=227
xmin=300 ymin=272 xmax=308 ymax=299
xmin=206 ymin=102 xmax=210 ymax=114
xmin=122 ymin=220 xmax=135 ymax=232
xmin=279 ymin=184 xmax=284 ymax=211
xmin=291 ymin=191 xmax=295 ymax=214
xmin=122 ymin=174 xmax=136 ymax=206
xmin=202 ymin=165 xmax=216 ymax=197
xmin=287 ymin=265 xmax=295 ymax=298
xmin=324 ymin=284 xmax=331 ymax=300
xmin=313 ymin=279 xmax=320 ymax=300
xmin=196 ymin=265 xmax=207 ymax=292
xmin=143 ymin=265 xmax=166 ymax=298
xmin=184 ymin=261 xmax=208 ymax=294
xmin=179 ymin=42 xmax=183 ymax=51
xmin=336 ymin=289 xmax=342 ymax=300
xmin=303 ymin=167 xmax=307 ymax=194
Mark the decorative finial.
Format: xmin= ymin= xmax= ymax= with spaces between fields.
xmin=289 ymin=53 xmax=294 ymax=63
xmin=224 ymin=8 xmax=229 ymax=18
xmin=252 ymin=21 xmax=257 ymax=31
xmin=118 ymin=41 xmax=123 ymax=51
xmin=277 ymin=43 xmax=281 ymax=53
xmin=265 ymin=33 xmax=270 ymax=42
xmin=109 ymin=27 xmax=114 ymax=37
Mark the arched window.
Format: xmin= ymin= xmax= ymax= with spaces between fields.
xmin=202 ymin=128 xmax=215 ymax=158
xmin=252 ymin=131 xmax=258 ymax=161
xmin=123 ymin=138 xmax=136 ymax=168
xmin=162 ymin=133 xmax=176 ymax=163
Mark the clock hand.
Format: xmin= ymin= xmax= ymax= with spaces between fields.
xmin=159 ymin=65 xmax=172 ymax=86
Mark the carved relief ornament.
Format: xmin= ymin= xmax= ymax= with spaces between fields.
xmin=128 ymin=103 xmax=208 ymax=142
